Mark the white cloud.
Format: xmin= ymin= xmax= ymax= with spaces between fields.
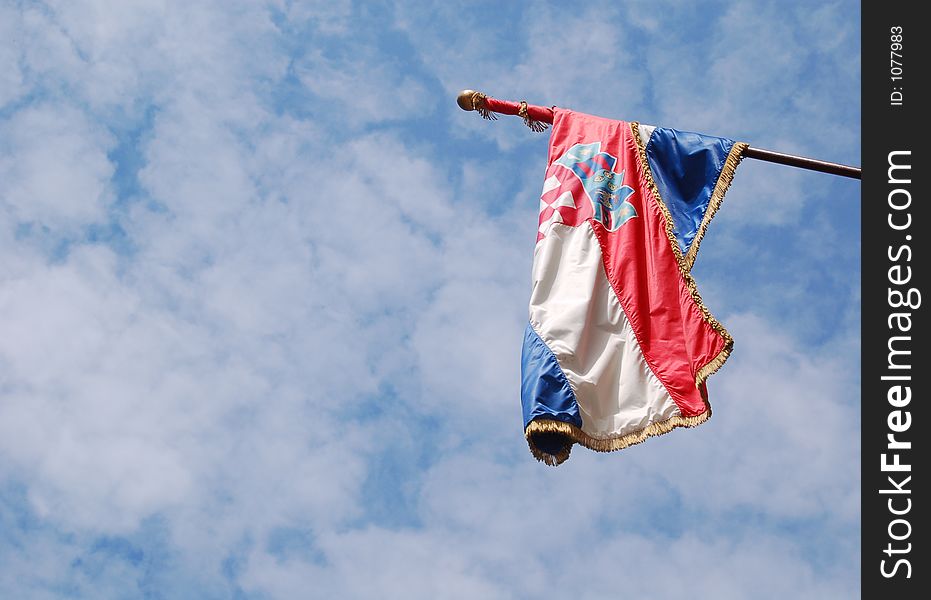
xmin=297 ymin=50 xmax=432 ymax=129
xmin=0 ymin=4 xmax=26 ymax=109
xmin=0 ymin=104 xmax=114 ymax=228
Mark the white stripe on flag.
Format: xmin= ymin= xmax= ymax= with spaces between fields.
xmin=529 ymin=221 xmax=680 ymax=438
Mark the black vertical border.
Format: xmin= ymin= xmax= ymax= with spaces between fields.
xmin=862 ymin=3 xmax=928 ymax=597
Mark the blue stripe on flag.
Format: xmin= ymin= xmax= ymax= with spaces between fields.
xmin=520 ymin=323 xmax=582 ymax=429
xmin=645 ymin=128 xmax=736 ymax=254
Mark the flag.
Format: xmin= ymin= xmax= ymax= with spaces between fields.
xmin=521 ymin=108 xmax=747 ymax=465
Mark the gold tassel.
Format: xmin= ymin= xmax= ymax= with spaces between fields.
xmin=471 ymin=91 xmax=497 ymax=120
xmin=518 ymin=100 xmax=548 ymax=132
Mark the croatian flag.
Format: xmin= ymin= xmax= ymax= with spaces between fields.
xmin=521 ymin=108 xmax=747 ymax=465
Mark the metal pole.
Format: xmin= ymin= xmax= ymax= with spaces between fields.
xmin=741 ymin=147 xmax=860 ymax=179
xmin=457 ymin=90 xmax=861 ymax=180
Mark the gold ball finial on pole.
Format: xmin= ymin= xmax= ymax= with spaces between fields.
xmin=456 ymin=90 xmax=495 ymax=120
xmin=457 ymin=89 xmax=478 ymax=111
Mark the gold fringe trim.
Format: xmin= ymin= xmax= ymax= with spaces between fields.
xmin=524 ymin=420 xmax=574 ymax=466
xmin=518 ymin=100 xmax=548 ymax=132
xmin=629 ymin=121 xmax=735 ymax=388
xmin=695 ymin=335 xmax=733 ymax=385
xmin=471 ymin=91 xmax=496 ymax=120
xmin=683 ymin=142 xmax=748 ymax=270
xmin=525 ymin=411 xmax=710 ymax=466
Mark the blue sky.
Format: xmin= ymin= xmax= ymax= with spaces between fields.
xmin=0 ymin=1 xmax=860 ymax=598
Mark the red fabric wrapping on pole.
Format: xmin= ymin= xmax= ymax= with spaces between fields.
xmin=483 ymin=97 xmax=554 ymax=124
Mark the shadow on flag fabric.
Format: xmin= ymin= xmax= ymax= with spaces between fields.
xmin=521 ymin=108 xmax=748 ymax=466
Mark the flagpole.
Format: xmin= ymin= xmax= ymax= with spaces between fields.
xmin=457 ymin=90 xmax=861 ymax=180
